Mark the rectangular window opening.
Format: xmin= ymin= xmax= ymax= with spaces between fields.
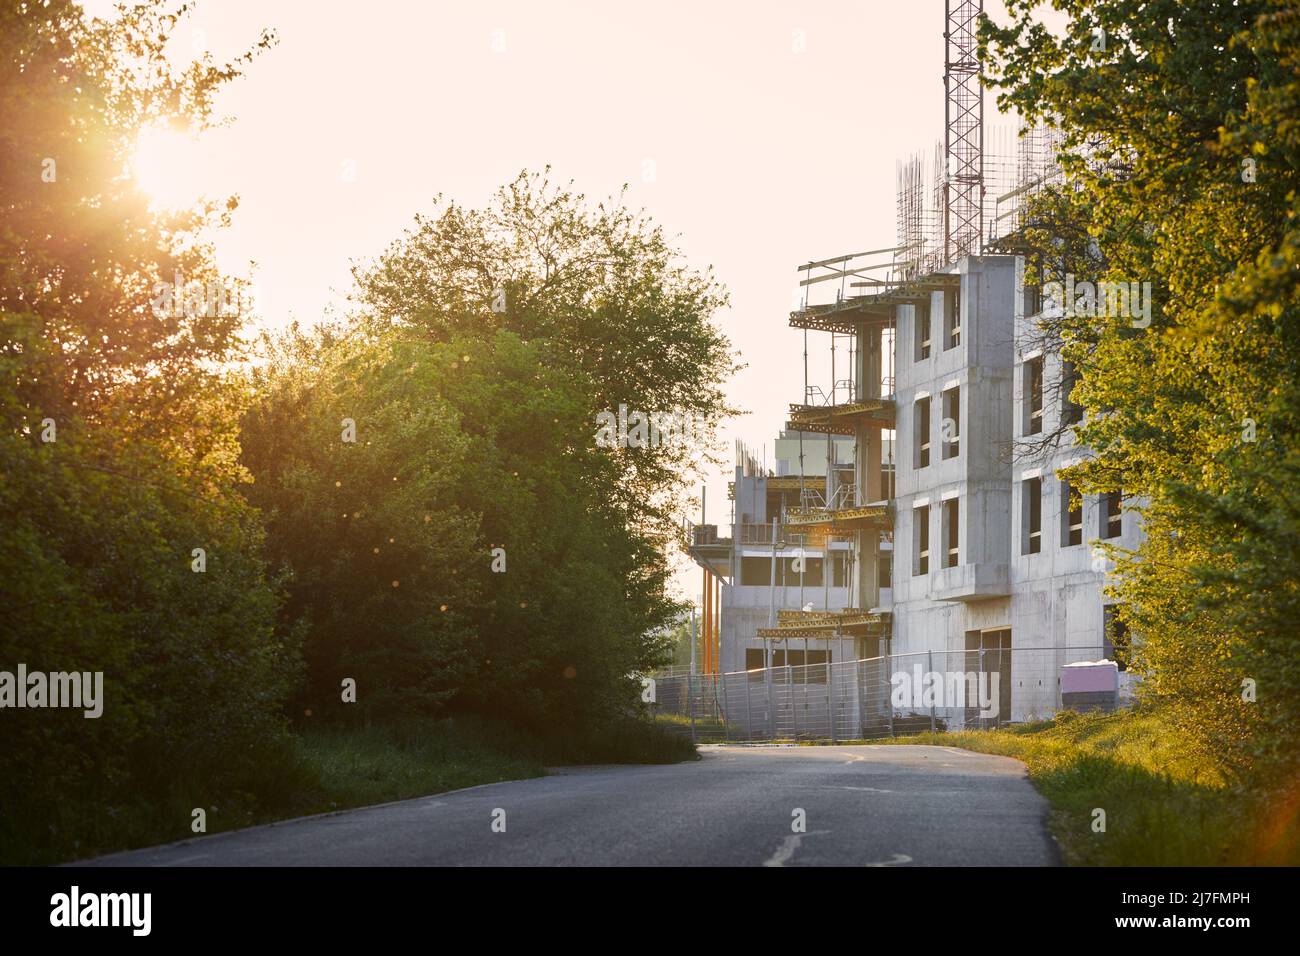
xmin=944 ymin=289 xmax=961 ymax=349
xmin=1061 ymin=479 xmax=1083 ymax=547
xmin=913 ymin=504 xmax=930 ymax=576
xmin=1101 ymin=490 xmax=1123 ymax=539
xmin=1022 ymin=477 xmax=1042 ymax=555
xmin=1024 ymin=283 xmax=1042 ymax=318
xmin=1024 ymin=357 xmax=1044 ymax=436
xmin=1062 ymin=360 xmax=1083 ymax=426
xmin=942 ymin=386 xmax=960 ymax=460
xmin=942 ymin=498 xmax=960 ymax=568
xmin=914 ymin=300 xmax=931 ymax=362
xmin=914 ymin=396 xmax=931 ymax=469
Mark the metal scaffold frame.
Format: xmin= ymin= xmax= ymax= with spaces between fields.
xmin=943 ymin=0 xmax=984 ymax=264
xmin=684 ymin=2 xmax=1078 ymax=687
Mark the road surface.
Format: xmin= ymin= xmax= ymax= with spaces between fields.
xmin=78 ymin=744 xmax=1059 ymax=866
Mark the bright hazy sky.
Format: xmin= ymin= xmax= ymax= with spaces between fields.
xmin=90 ymin=0 xmax=1034 ymax=602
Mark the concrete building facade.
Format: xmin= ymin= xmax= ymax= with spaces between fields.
xmin=686 ymin=253 xmax=1140 ymax=726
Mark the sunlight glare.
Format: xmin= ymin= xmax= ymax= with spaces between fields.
xmin=131 ymin=126 xmax=211 ymax=210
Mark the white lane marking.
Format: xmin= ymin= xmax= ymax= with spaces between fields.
xmin=942 ymin=748 xmax=969 ymax=757
xmin=764 ymin=835 xmax=802 ymax=867
xmin=843 ymin=752 xmax=868 ymax=764
xmin=824 ymin=785 xmax=892 ymax=793
xmin=864 ymin=853 xmax=912 ymax=867
xmin=763 ymin=829 xmax=831 ymax=867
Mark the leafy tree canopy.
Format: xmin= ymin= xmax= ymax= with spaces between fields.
xmin=982 ymin=0 xmax=1300 ymax=780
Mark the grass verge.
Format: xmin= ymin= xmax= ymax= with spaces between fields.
xmin=872 ymin=707 xmax=1299 ymax=866
xmin=2 ymin=713 xmax=695 ymax=865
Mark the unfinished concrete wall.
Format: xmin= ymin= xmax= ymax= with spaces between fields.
xmin=881 ymin=254 xmax=1144 ymax=719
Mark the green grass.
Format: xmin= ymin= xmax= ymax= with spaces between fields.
xmin=294 ymin=717 xmax=546 ymax=813
xmin=652 ymin=712 xmax=728 ymax=737
xmin=871 ymin=707 xmax=1299 ymax=866
xmin=1 ymin=713 xmax=695 ymax=865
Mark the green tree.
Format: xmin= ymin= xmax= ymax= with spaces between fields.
xmin=435 ymin=328 xmax=680 ymax=727
xmin=0 ymin=1 xmax=294 ymax=861
xmin=241 ymin=322 xmax=481 ymax=719
xmin=242 ymin=319 xmax=684 ymax=731
xmin=245 ymin=173 xmax=731 ymax=732
xmin=351 ymin=170 xmax=738 ymax=546
xmin=982 ymin=0 xmax=1300 ymax=781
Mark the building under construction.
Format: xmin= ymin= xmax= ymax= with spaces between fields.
xmin=683 ymin=1 xmax=1140 ymax=726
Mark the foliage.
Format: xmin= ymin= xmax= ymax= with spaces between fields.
xmin=241 ymin=323 xmax=480 ymax=719
xmin=0 ymin=0 xmax=296 ymax=858
xmin=982 ymin=0 xmax=1300 ymax=784
xmin=243 ymin=316 xmax=694 ymax=731
xmin=879 ymin=709 xmax=1298 ymax=866
xmin=1 ymin=2 xmax=725 ymax=864
xmin=244 ymin=173 xmax=734 ymax=732
xmin=351 ymin=169 xmax=739 ymax=546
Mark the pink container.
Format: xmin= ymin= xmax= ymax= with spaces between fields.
xmin=1061 ymin=660 xmax=1119 ymax=694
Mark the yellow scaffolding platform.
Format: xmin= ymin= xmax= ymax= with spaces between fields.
xmin=784 ymin=504 xmax=891 ymax=533
xmin=757 ymin=609 xmax=890 ymax=641
xmin=787 ymin=399 xmax=895 ymax=435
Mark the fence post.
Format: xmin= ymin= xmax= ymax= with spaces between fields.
xmin=858 ymin=658 xmax=867 ymax=740
xmin=720 ymin=671 xmax=730 ymax=742
xmin=979 ymin=647 xmax=986 ymax=731
xmin=789 ymin=665 xmax=798 ymax=740
xmin=886 ymin=651 xmax=895 ymax=738
xmin=766 ymin=659 xmax=776 ymax=739
xmin=928 ymin=649 xmax=936 ymax=734
xmin=828 ymin=658 xmax=837 ymax=743
xmin=688 ymin=675 xmax=697 ymax=744
xmin=996 ymin=647 xmax=1004 ymax=730
xmin=745 ymin=671 xmax=754 ymax=741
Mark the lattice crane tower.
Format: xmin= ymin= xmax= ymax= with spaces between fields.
xmin=943 ymin=0 xmax=984 ymax=263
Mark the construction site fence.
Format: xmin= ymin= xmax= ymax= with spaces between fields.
xmin=647 ymin=646 xmax=1135 ymax=743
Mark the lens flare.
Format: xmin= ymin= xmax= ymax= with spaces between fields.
xmin=131 ymin=126 xmax=209 ymax=209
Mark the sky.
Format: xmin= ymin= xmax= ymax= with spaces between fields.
xmin=90 ymin=0 xmax=1030 ymax=603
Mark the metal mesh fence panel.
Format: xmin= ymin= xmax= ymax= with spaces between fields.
xmin=649 ymin=647 xmax=1132 ymax=742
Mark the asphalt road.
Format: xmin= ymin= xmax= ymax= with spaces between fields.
xmin=78 ymin=744 xmax=1059 ymax=866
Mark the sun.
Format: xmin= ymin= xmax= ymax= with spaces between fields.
xmin=130 ymin=126 xmax=210 ymax=210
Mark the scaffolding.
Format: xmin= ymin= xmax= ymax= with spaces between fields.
xmin=683 ymin=3 xmax=1077 ymax=679
xmin=895 ymin=149 xmax=947 ymax=280
xmin=986 ymin=121 xmax=1067 ymax=249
